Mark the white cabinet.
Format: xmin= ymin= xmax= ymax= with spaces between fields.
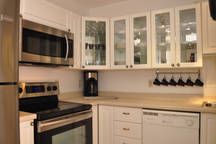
xmin=99 ymin=105 xmax=114 ymax=144
xmin=130 ymin=13 xmax=152 ymax=69
xmin=152 ymin=4 xmax=202 ymax=68
xmin=202 ymin=0 xmax=216 ymax=54
xmin=111 ymin=16 xmax=130 ymax=69
xmin=201 ymin=113 xmax=216 ymax=144
xmin=110 ymin=14 xmax=151 ymax=69
xmin=99 ymin=105 xmax=142 ymax=144
xmin=20 ymin=120 xmax=34 ymax=144
xmin=20 ymin=0 xmax=70 ymax=31
xmin=81 ymin=17 xmax=110 ymax=70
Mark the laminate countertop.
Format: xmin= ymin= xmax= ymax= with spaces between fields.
xmin=60 ymin=92 xmax=216 ymax=114
xmin=20 ymin=112 xmax=36 ymax=123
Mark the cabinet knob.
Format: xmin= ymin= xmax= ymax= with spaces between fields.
xmin=177 ymin=63 xmax=180 ymax=67
xmin=130 ymin=65 xmax=133 ymax=68
xmin=122 ymin=112 xmax=130 ymax=115
xmin=171 ymin=64 xmax=175 ymax=67
xmin=123 ymin=128 xmax=130 ymax=131
xmin=82 ymin=66 xmax=85 ymax=69
xmin=126 ymin=65 xmax=129 ymax=68
xmin=30 ymin=122 xmax=34 ymax=126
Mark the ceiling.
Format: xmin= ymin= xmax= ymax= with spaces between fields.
xmin=48 ymin=0 xmax=127 ymax=9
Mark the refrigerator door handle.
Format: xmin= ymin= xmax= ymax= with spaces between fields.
xmin=0 ymin=14 xmax=14 ymax=23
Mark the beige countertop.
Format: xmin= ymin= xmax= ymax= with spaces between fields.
xmin=60 ymin=92 xmax=216 ymax=114
xmin=20 ymin=112 xmax=36 ymax=123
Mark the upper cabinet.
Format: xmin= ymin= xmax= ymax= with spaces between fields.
xmin=130 ymin=13 xmax=151 ymax=69
xmin=81 ymin=17 xmax=110 ymax=69
xmin=152 ymin=4 xmax=202 ymax=68
xmin=152 ymin=9 xmax=176 ymax=68
xmin=20 ymin=0 xmax=70 ymax=31
xmin=175 ymin=4 xmax=202 ymax=68
xmin=110 ymin=14 xmax=151 ymax=69
xmin=202 ymin=0 xmax=216 ymax=54
xmin=110 ymin=17 xmax=130 ymax=69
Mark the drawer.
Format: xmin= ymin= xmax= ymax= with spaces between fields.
xmin=114 ymin=136 xmax=142 ymax=144
xmin=114 ymin=107 xmax=142 ymax=123
xmin=114 ymin=121 xmax=142 ymax=139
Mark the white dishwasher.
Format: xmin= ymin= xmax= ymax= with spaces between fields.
xmin=142 ymin=109 xmax=200 ymax=144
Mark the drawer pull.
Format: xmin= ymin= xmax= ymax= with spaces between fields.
xmin=122 ymin=112 xmax=130 ymax=115
xmin=123 ymin=128 xmax=130 ymax=131
xmin=30 ymin=122 xmax=34 ymax=126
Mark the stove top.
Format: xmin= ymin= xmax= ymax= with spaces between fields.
xmin=19 ymin=96 xmax=92 ymax=121
xmin=19 ymin=82 xmax=92 ymax=121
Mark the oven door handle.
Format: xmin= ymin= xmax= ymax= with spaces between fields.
xmin=64 ymin=33 xmax=69 ymax=61
xmin=38 ymin=110 xmax=92 ymax=133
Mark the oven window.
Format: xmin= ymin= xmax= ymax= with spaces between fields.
xmin=53 ymin=126 xmax=85 ymax=144
xmin=22 ymin=28 xmax=73 ymax=58
xmin=37 ymin=118 xmax=92 ymax=144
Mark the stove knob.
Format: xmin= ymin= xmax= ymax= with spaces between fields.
xmin=52 ymin=86 xmax=58 ymax=91
xmin=18 ymin=87 xmax=23 ymax=94
xmin=47 ymin=86 xmax=52 ymax=91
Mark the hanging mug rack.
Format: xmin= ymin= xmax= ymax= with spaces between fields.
xmin=153 ymin=70 xmax=204 ymax=87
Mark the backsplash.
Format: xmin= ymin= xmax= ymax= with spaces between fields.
xmin=19 ymin=66 xmax=82 ymax=93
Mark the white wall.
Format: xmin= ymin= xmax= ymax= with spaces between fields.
xmin=19 ymin=66 xmax=82 ymax=93
xmin=98 ymin=57 xmax=216 ymax=95
xmin=89 ymin=0 xmax=199 ymax=17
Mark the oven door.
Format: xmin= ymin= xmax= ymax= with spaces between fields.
xmin=20 ymin=19 xmax=74 ymax=66
xmin=36 ymin=111 xmax=92 ymax=144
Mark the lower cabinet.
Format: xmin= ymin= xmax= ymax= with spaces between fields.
xmin=201 ymin=113 xmax=216 ymax=144
xmin=99 ymin=105 xmax=142 ymax=144
xmin=20 ymin=120 xmax=34 ymax=144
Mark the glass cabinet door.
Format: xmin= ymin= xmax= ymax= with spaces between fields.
xmin=131 ymin=13 xmax=151 ymax=68
xmin=152 ymin=9 xmax=175 ymax=68
xmin=111 ymin=17 xmax=130 ymax=69
xmin=82 ymin=18 xmax=109 ymax=69
xmin=175 ymin=4 xmax=202 ymax=67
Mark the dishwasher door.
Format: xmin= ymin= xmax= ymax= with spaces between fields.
xmin=142 ymin=109 xmax=200 ymax=144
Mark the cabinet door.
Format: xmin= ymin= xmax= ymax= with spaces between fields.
xmin=99 ymin=105 xmax=114 ymax=144
xmin=201 ymin=113 xmax=216 ymax=144
xmin=82 ymin=17 xmax=110 ymax=69
xmin=20 ymin=0 xmax=69 ymax=31
xmin=175 ymin=4 xmax=202 ymax=68
xmin=20 ymin=121 xmax=34 ymax=144
xmin=111 ymin=16 xmax=130 ymax=69
xmin=202 ymin=0 xmax=216 ymax=54
xmin=130 ymin=13 xmax=151 ymax=69
xmin=152 ymin=9 xmax=176 ymax=68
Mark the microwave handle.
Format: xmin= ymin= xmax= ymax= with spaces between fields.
xmin=64 ymin=34 xmax=69 ymax=61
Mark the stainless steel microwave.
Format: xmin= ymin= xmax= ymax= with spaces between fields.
xmin=19 ymin=19 xmax=74 ymax=66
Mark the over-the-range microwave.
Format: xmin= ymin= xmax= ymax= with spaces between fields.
xmin=19 ymin=19 xmax=74 ymax=66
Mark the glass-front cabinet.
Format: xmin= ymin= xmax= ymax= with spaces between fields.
xmin=110 ymin=17 xmax=130 ymax=69
xmin=175 ymin=4 xmax=202 ymax=67
xmin=130 ymin=13 xmax=151 ymax=68
xmin=82 ymin=17 xmax=109 ymax=69
xmin=152 ymin=4 xmax=202 ymax=68
xmin=152 ymin=9 xmax=176 ymax=68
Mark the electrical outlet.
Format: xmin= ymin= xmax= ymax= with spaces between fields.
xmin=149 ymin=80 xmax=153 ymax=87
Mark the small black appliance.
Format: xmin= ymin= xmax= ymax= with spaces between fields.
xmin=83 ymin=71 xmax=98 ymax=97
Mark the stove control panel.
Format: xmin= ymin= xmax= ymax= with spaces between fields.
xmin=19 ymin=81 xmax=59 ymax=98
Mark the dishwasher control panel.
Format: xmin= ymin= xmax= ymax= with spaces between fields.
xmin=143 ymin=109 xmax=200 ymax=129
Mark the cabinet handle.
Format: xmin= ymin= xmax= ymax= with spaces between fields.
xmin=122 ymin=112 xmax=130 ymax=115
xmin=130 ymin=65 xmax=133 ymax=68
xmin=82 ymin=66 xmax=85 ymax=68
xmin=171 ymin=64 xmax=175 ymax=67
xmin=177 ymin=63 xmax=180 ymax=67
xmin=126 ymin=65 xmax=129 ymax=68
xmin=123 ymin=128 xmax=130 ymax=131
xmin=30 ymin=122 xmax=34 ymax=126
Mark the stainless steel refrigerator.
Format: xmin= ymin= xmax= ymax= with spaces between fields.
xmin=0 ymin=0 xmax=20 ymax=144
